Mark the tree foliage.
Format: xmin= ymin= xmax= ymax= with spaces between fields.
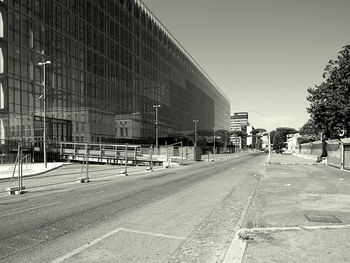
xmin=270 ymin=127 xmax=298 ymax=150
xmin=307 ymin=45 xmax=350 ymax=139
xmin=298 ymin=119 xmax=320 ymax=143
xmin=273 ymin=132 xmax=285 ymax=151
xmin=251 ymin=128 xmax=266 ymax=135
xmin=299 ymin=119 xmax=319 ymax=136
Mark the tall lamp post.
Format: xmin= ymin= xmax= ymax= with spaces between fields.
xmin=193 ymin=120 xmax=198 ymax=147
xmin=38 ymin=60 xmax=51 ymax=168
xmin=153 ymin=104 xmax=161 ymax=148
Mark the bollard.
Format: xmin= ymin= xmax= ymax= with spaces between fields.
xmin=77 ymin=142 xmax=90 ymax=183
xmin=181 ymin=146 xmax=184 ymax=165
xmin=134 ymin=147 xmax=137 ymax=165
xmin=119 ymin=143 xmax=128 ymax=175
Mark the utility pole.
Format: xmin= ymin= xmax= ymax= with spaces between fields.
xmin=38 ymin=60 xmax=51 ymax=168
xmin=193 ymin=120 xmax=198 ymax=147
xmin=153 ymin=105 xmax=161 ymax=148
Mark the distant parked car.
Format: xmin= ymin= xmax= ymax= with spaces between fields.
xmin=282 ymin=149 xmax=293 ymax=155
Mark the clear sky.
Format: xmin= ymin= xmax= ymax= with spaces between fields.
xmin=141 ymin=0 xmax=350 ymax=131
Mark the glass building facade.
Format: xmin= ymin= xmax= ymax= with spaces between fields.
xmin=0 ymin=0 xmax=230 ymax=145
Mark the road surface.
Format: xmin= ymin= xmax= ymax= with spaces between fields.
xmin=0 ymin=153 xmax=265 ymax=263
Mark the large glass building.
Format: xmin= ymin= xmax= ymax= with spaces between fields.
xmin=0 ymin=0 xmax=230 ymax=145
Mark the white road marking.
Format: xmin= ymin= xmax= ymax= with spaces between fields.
xmin=224 ymin=230 xmax=247 ymax=263
xmin=51 ymin=228 xmax=186 ymax=263
xmin=0 ymin=201 xmax=63 ymax=218
xmin=119 ymin=228 xmax=186 ymax=240
xmin=84 ymin=190 xmax=105 ymax=197
xmin=51 ymin=228 xmax=123 ymax=263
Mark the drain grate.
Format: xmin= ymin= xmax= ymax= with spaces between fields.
xmin=305 ymin=214 xmax=342 ymax=223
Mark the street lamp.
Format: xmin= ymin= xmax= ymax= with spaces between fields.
xmin=153 ymin=104 xmax=161 ymax=148
xmin=193 ymin=120 xmax=198 ymax=147
xmin=38 ymin=60 xmax=51 ymax=168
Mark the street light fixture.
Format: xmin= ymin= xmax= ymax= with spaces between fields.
xmin=38 ymin=60 xmax=51 ymax=168
xmin=193 ymin=120 xmax=198 ymax=147
xmin=153 ymin=104 xmax=161 ymax=148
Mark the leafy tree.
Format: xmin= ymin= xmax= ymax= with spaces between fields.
xmin=273 ymin=132 xmax=285 ymax=151
xmin=299 ymin=119 xmax=319 ymax=136
xmin=307 ymin=45 xmax=350 ymax=139
xmin=297 ymin=119 xmax=320 ymax=143
xmin=251 ymin=128 xmax=266 ymax=149
xmin=251 ymin=128 xmax=266 ymax=135
xmin=230 ymin=130 xmax=244 ymax=137
xmin=197 ymin=129 xmax=213 ymax=137
xmin=270 ymin=127 xmax=298 ymax=151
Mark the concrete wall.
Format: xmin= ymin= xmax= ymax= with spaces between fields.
xmin=298 ymin=138 xmax=350 ymax=171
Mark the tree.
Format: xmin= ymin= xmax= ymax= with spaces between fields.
xmin=270 ymin=127 xmax=298 ymax=151
xmin=298 ymin=119 xmax=319 ymax=143
xmin=273 ymin=132 xmax=285 ymax=151
xmin=299 ymin=119 xmax=319 ymax=136
xmin=251 ymin=128 xmax=266 ymax=149
xmin=230 ymin=130 xmax=244 ymax=137
xmin=307 ymin=45 xmax=350 ymax=139
xmin=251 ymin=128 xmax=267 ymax=135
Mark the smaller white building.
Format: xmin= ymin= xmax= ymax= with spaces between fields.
xmin=286 ymin=133 xmax=300 ymax=152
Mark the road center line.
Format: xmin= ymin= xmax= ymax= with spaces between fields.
xmin=0 ymin=201 xmax=63 ymax=218
xmin=51 ymin=228 xmax=186 ymax=263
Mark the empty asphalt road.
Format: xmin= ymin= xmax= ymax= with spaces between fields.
xmin=0 ymin=153 xmax=266 ymax=263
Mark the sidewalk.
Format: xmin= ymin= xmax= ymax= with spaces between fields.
xmin=269 ymin=153 xmax=318 ymax=165
xmin=225 ymin=154 xmax=350 ymax=263
xmin=0 ymin=162 xmax=67 ymax=180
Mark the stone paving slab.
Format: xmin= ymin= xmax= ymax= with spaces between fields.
xmin=223 ymin=154 xmax=350 ymax=263
xmin=269 ymin=154 xmax=317 ymax=165
xmin=241 ymin=226 xmax=350 ymax=263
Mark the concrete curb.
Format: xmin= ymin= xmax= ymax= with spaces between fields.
xmin=222 ymin=176 xmax=262 ymax=263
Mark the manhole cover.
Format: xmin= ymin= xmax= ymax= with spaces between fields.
xmin=305 ymin=214 xmax=342 ymax=223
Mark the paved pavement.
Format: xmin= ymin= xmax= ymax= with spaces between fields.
xmin=268 ymin=153 xmax=317 ymax=165
xmin=0 ymin=162 xmax=67 ymax=179
xmin=227 ymin=154 xmax=350 ymax=263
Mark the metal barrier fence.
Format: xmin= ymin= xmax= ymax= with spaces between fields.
xmin=0 ymin=140 xmax=199 ymax=194
xmin=1 ymin=139 xmax=248 ymax=195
